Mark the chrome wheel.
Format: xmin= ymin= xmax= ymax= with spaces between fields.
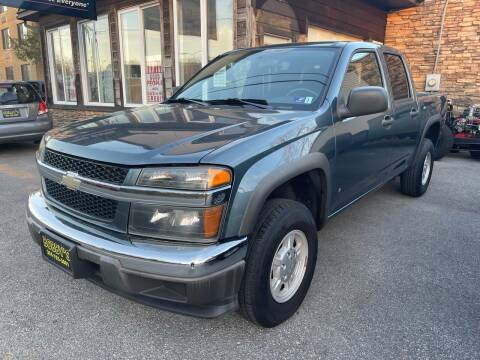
xmin=421 ymin=151 xmax=432 ymax=186
xmin=269 ymin=230 xmax=309 ymax=303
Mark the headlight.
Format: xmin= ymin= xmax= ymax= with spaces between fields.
xmin=137 ymin=166 xmax=232 ymax=190
xmin=129 ymin=203 xmax=225 ymax=242
xmin=132 ymin=166 xmax=232 ymax=242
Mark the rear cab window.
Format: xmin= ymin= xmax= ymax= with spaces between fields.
xmin=0 ymin=83 xmax=40 ymax=105
xmin=383 ymin=54 xmax=411 ymax=101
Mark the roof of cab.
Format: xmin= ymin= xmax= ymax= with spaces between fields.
xmin=248 ymin=41 xmax=403 ymax=56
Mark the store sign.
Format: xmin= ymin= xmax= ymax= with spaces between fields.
xmin=2 ymin=0 xmax=97 ymax=20
xmin=146 ymin=61 xmax=164 ymax=103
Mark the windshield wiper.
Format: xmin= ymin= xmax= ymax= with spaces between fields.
xmin=209 ymin=98 xmax=271 ymax=109
xmin=168 ymin=98 xmax=209 ymax=107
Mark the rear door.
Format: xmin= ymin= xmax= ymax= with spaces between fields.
xmin=0 ymin=83 xmax=39 ymax=123
xmin=332 ymin=50 xmax=394 ymax=211
xmin=381 ymin=53 xmax=419 ymax=166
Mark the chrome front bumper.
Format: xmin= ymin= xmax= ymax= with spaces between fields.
xmin=27 ymin=191 xmax=247 ymax=318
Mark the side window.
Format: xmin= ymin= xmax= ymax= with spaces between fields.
xmin=384 ymin=54 xmax=410 ymax=101
xmin=340 ymin=52 xmax=383 ymax=105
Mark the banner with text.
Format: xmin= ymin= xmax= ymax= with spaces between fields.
xmin=1 ymin=0 xmax=96 ymax=20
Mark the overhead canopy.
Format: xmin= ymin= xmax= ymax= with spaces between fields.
xmin=368 ymin=0 xmax=424 ymax=10
xmin=7 ymin=0 xmax=96 ymax=20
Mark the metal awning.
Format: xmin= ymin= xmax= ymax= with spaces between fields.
xmin=15 ymin=0 xmax=96 ymax=21
xmin=17 ymin=9 xmax=40 ymax=22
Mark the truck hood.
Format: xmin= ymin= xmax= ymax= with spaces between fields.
xmin=45 ymin=103 xmax=301 ymax=166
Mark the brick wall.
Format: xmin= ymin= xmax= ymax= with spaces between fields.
xmin=385 ymin=0 xmax=480 ymax=106
xmin=50 ymin=109 xmax=109 ymax=128
xmin=0 ymin=7 xmax=44 ymax=81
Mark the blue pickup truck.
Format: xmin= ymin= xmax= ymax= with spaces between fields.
xmin=27 ymin=42 xmax=445 ymax=327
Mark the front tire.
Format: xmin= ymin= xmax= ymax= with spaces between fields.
xmin=239 ymin=199 xmax=318 ymax=327
xmin=400 ymin=139 xmax=434 ymax=197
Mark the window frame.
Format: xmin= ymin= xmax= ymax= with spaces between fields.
xmin=338 ymin=49 xmax=387 ymax=107
xmin=382 ymin=52 xmax=412 ymax=102
xmin=5 ymin=66 xmax=14 ymax=80
xmin=17 ymin=23 xmax=27 ymax=45
xmin=46 ymin=24 xmax=78 ymax=105
xmin=78 ymin=15 xmax=115 ymax=107
xmin=118 ymin=2 xmax=163 ymax=108
xmin=173 ymin=0 xmax=234 ymax=85
xmin=2 ymin=28 xmax=11 ymax=49
xmin=21 ymin=64 xmax=30 ymax=81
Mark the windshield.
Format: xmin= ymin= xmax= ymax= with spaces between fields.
xmin=0 ymin=83 xmax=40 ymax=105
xmin=172 ymin=46 xmax=339 ymax=110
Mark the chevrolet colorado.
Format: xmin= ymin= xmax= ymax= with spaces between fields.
xmin=27 ymin=42 xmax=445 ymax=327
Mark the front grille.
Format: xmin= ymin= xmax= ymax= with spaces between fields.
xmin=44 ymin=149 xmax=129 ymax=185
xmin=44 ymin=178 xmax=118 ymax=220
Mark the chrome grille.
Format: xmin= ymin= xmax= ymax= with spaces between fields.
xmin=44 ymin=178 xmax=118 ymax=220
xmin=43 ymin=149 xmax=129 ymax=185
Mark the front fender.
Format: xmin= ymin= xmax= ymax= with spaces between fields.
xmin=222 ymin=131 xmax=332 ymax=238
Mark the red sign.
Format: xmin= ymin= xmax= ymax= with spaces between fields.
xmin=146 ymin=62 xmax=163 ymax=104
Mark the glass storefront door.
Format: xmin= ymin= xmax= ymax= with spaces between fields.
xmin=174 ymin=0 xmax=233 ymax=85
xmin=175 ymin=0 xmax=202 ymax=85
xmin=47 ymin=25 xmax=77 ymax=104
xmin=119 ymin=5 xmax=163 ymax=107
xmin=79 ymin=16 xmax=114 ymax=106
xmin=143 ymin=6 xmax=163 ymax=104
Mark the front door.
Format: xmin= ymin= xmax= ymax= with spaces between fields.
xmin=332 ymin=51 xmax=393 ymax=212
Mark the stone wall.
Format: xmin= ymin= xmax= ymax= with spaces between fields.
xmin=385 ymin=0 xmax=480 ymax=106
xmin=50 ymin=109 xmax=109 ymax=128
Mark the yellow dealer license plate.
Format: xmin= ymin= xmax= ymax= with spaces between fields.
xmin=2 ymin=109 xmax=21 ymax=118
xmin=41 ymin=234 xmax=75 ymax=275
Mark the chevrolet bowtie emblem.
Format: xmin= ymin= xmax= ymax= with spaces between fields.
xmin=61 ymin=172 xmax=82 ymax=191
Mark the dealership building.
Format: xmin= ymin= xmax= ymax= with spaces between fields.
xmin=15 ymin=0 xmax=421 ymax=118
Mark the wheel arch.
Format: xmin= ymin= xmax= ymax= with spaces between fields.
xmin=237 ymin=152 xmax=331 ymax=237
xmin=423 ymin=119 xmax=442 ymax=148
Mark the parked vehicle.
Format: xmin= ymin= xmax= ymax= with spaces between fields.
xmin=447 ymin=104 xmax=480 ymax=159
xmin=0 ymin=81 xmax=52 ymax=144
xmin=27 ymin=42 xmax=445 ymax=327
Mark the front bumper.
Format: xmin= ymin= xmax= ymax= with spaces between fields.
xmin=0 ymin=115 xmax=52 ymax=143
xmin=26 ymin=191 xmax=247 ymax=318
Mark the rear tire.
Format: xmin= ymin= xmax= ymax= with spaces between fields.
xmin=239 ymin=199 xmax=318 ymax=327
xmin=434 ymin=125 xmax=454 ymax=160
xmin=400 ymin=139 xmax=434 ymax=197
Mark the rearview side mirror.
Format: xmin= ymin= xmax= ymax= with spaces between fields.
xmin=339 ymin=86 xmax=388 ymax=119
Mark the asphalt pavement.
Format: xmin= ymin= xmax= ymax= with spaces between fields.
xmin=0 ymin=142 xmax=479 ymax=360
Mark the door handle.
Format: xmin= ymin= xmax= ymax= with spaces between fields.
xmin=410 ymin=108 xmax=419 ymax=115
xmin=382 ymin=115 xmax=394 ymax=127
